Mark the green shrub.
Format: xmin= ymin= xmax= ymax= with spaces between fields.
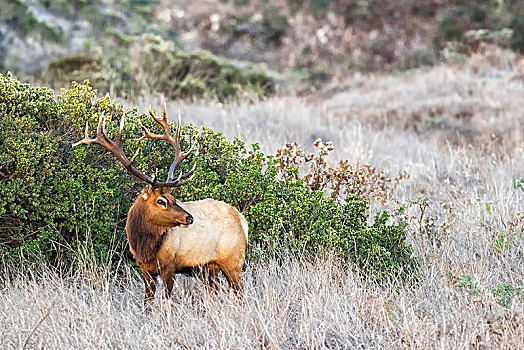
xmin=0 ymin=74 xmax=130 ymax=266
xmin=46 ymin=34 xmax=274 ymax=101
xmin=47 ymin=56 xmax=118 ymax=92
xmin=0 ymin=74 xmax=416 ymax=278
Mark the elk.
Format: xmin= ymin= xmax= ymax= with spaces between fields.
xmin=73 ymin=104 xmax=248 ymax=305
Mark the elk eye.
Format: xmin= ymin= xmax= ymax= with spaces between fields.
xmin=157 ymin=199 xmax=166 ymax=206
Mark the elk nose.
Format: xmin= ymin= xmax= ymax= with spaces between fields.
xmin=186 ymin=215 xmax=194 ymax=225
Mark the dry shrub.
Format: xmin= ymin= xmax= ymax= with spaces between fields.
xmin=468 ymin=43 xmax=524 ymax=76
xmin=508 ymin=212 xmax=524 ymax=235
xmin=276 ymin=138 xmax=409 ymax=204
xmin=394 ymin=196 xmax=456 ymax=259
xmin=495 ymin=211 xmax=524 ymax=254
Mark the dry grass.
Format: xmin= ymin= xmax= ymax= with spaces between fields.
xmin=2 ymin=49 xmax=523 ymax=349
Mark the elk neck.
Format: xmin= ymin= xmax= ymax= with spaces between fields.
xmin=126 ymin=199 xmax=169 ymax=264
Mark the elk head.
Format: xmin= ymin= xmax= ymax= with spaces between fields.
xmin=137 ymin=185 xmax=194 ymax=229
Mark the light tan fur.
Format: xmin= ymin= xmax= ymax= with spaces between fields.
xmin=163 ymin=200 xmax=246 ymax=290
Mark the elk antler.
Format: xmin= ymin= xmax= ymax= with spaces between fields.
xmin=73 ymin=113 xmax=155 ymax=184
xmin=73 ymin=105 xmax=195 ymax=188
xmin=136 ymin=102 xmax=196 ymax=187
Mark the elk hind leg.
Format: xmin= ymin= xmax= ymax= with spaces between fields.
xmin=204 ymin=262 xmax=221 ymax=293
xmin=220 ymin=261 xmax=243 ymax=296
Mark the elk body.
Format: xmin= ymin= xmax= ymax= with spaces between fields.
xmin=127 ymin=188 xmax=248 ymax=302
xmin=74 ymin=104 xmax=248 ymax=305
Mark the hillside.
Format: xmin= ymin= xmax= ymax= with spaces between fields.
xmin=2 ymin=0 xmax=524 ymax=94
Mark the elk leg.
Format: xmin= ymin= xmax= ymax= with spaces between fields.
xmin=142 ymin=270 xmax=157 ymax=308
xmin=161 ymin=268 xmax=175 ymax=299
xmin=221 ymin=265 xmax=243 ymax=296
xmin=204 ymin=262 xmax=221 ymax=293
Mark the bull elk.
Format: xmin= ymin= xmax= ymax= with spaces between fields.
xmin=73 ymin=104 xmax=248 ymax=305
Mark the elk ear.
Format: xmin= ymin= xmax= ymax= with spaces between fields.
xmin=140 ymin=185 xmax=153 ymax=200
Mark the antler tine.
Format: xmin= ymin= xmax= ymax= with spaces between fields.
xmin=72 ymin=121 xmax=91 ymax=147
xmin=172 ymin=177 xmax=193 ymax=188
xmin=148 ymin=105 xmax=159 ymax=121
xmin=175 ymin=161 xmax=197 ymax=181
xmin=175 ymin=108 xmax=182 ymax=145
xmin=129 ymin=147 xmax=140 ymax=164
xmin=162 ymin=101 xmax=168 ymax=121
xmin=136 ymin=118 xmax=164 ymax=141
xmin=116 ymin=112 xmax=125 ymax=144
xmin=165 ymin=108 xmax=195 ymax=183
xmin=165 ymin=109 xmax=182 ymax=181
xmin=72 ymin=114 xmax=106 ymax=147
xmin=167 ymin=161 xmax=196 ymax=188
xmin=138 ymin=105 xmax=195 ymax=187
xmin=73 ymin=113 xmax=154 ymax=185
xmin=140 ymin=104 xmax=173 ymax=140
xmin=177 ymin=109 xmax=195 ymax=159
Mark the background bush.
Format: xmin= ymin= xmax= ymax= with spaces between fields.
xmin=46 ymin=34 xmax=274 ymax=102
xmin=0 ymin=74 xmax=416 ymax=278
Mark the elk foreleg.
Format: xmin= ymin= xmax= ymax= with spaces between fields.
xmin=160 ymin=266 xmax=175 ymax=299
xmin=142 ymin=270 xmax=157 ymax=308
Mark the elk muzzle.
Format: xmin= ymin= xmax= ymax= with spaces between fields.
xmin=179 ymin=213 xmax=194 ymax=228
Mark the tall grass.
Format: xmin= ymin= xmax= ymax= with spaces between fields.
xmin=1 ymin=249 xmax=523 ymax=348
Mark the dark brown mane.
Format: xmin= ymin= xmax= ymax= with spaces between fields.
xmin=126 ymin=203 xmax=167 ymax=263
